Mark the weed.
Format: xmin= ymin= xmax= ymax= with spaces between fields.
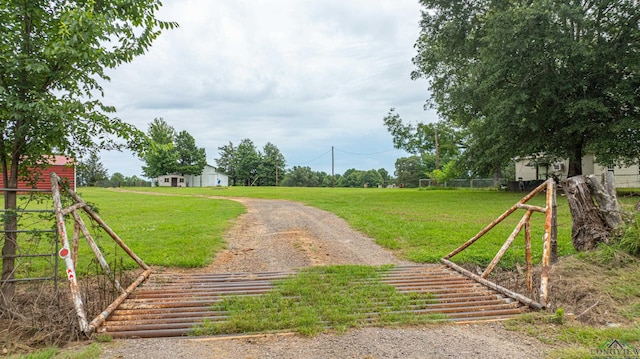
xmin=194 ymin=265 xmax=445 ymax=336
xmin=93 ymin=334 xmax=112 ymax=343
xmin=618 ymin=215 xmax=640 ymax=256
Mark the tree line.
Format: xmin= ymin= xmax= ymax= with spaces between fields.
xmin=76 ymin=153 xmax=152 ymax=187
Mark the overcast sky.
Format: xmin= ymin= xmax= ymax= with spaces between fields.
xmin=99 ymin=0 xmax=440 ymax=178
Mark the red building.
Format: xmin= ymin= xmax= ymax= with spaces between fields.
xmin=0 ymin=155 xmax=76 ymax=191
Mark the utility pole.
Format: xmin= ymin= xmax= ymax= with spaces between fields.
xmin=435 ymin=127 xmax=439 ymax=170
xmin=275 ymin=156 xmax=278 ymax=187
xmin=332 ymin=146 xmax=335 ymax=188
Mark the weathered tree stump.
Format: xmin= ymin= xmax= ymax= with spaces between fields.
xmin=563 ymin=174 xmax=621 ymax=251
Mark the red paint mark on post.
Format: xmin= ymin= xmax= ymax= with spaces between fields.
xmin=59 ymin=248 xmax=70 ymax=258
xmin=67 ymin=269 xmax=75 ymax=280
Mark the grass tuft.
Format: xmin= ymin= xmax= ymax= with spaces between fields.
xmin=193 ymin=265 xmax=445 ymax=336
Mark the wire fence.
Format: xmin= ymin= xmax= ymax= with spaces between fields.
xmin=419 ymin=178 xmax=502 ymax=189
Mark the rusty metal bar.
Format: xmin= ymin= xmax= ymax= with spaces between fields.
xmin=441 ymin=259 xmax=544 ymax=309
xmin=87 ymin=268 xmax=152 ymax=335
xmin=539 ymin=179 xmax=555 ymax=307
xmin=62 ymin=189 xmax=149 ymax=270
xmin=71 ymin=210 xmax=125 ymax=294
xmin=50 ymin=173 xmax=89 ymax=333
xmin=100 ymin=265 xmax=529 ymax=338
xmin=481 ymin=210 xmax=532 ymax=278
xmin=444 ymin=179 xmax=551 ymax=260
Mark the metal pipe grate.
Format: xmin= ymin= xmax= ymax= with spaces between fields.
xmin=99 ymin=265 xmax=528 ymax=338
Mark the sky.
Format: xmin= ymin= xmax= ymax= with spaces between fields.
xmin=98 ymin=0 xmax=440 ymax=179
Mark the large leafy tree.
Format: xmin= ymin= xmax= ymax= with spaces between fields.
xmin=142 ymin=119 xmax=206 ymax=178
xmin=282 ymin=166 xmax=320 ymax=187
xmin=142 ymin=118 xmax=178 ymax=178
xmin=236 ymin=139 xmax=260 ymax=186
xmin=175 ymin=130 xmax=207 ymax=176
xmin=76 ymin=152 xmax=108 ymax=187
xmin=216 ymin=140 xmax=286 ymax=186
xmin=257 ymin=142 xmax=286 ymax=186
xmin=215 ymin=142 xmax=238 ymax=186
xmin=394 ymin=156 xmax=429 ymax=188
xmin=0 ymin=1 xmax=175 ymax=303
xmin=412 ymin=0 xmax=640 ymax=176
xmin=383 ymin=108 xmax=462 ymax=163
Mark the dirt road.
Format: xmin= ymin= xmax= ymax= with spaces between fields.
xmin=100 ymin=195 xmax=550 ymax=358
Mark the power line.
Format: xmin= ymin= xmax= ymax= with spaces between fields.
xmin=334 ymin=147 xmax=399 ymax=156
xmin=296 ymin=148 xmax=332 ymax=165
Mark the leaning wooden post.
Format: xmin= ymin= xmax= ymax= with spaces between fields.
xmin=539 ymin=179 xmax=555 ymax=307
xmin=71 ymin=210 xmax=125 ymax=294
xmin=481 ymin=210 xmax=532 ymax=278
xmin=72 ymin=218 xmax=80 ymax=267
xmin=51 ymin=173 xmax=89 ymax=333
xmin=525 ymin=216 xmax=533 ymax=292
xmin=550 ymin=186 xmax=558 ymax=264
xmin=444 ymin=180 xmax=550 ymax=260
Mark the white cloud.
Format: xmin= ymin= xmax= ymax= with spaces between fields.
xmin=99 ymin=0 xmax=439 ymax=178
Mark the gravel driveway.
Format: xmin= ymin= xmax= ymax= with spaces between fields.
xmin=100 ymin=195 xmax=550 ymax=358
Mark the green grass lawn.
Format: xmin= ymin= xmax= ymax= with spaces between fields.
xmin=8 ymin=185 xmax=639 ymax=271
xmin=102 ymin=186 xmax=577 ymax=268
xmin=1 ymin=189 xmax=245 ymax=276
xmin=72 ymin=188 xmax=246 ymax=269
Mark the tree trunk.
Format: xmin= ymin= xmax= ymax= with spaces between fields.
xmin=586 ymin=172 xmax=622 ymax=229
xmin=567 ymin=146 xmax=583 ymax=177
xmin=563 ymin=175 xmax=620 ymax=251
xmin=1 ymin=178 xmax=18 ymax=306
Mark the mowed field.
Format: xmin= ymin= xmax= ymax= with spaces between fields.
xmin=75 ymin=186 xmax=588 ymax=269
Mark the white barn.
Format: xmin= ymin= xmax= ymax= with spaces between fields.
xmin=184 ymin=165 xmax=229 ymax=187
xmin=157 ymin=174 xmax=186 ymax=187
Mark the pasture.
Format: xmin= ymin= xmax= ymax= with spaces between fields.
xmin=76 ymin=186 xmax=578 ymax=269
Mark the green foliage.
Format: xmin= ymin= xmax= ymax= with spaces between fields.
xmin=0 ymin=0 xmax=176 ymax=174
xmin=76 ymin=153 xmax=108 ymax=187
xmin=0 ymin=0 xmax=176 ymax=302
xmin=394 ymin=156 xmax=428 ymax=188
xmin=412 ymin=0 xmax=640 ymax=175
xmin=553 ymin=308 xmax=564 ymax=325
xmin=383 ymin=108 xmax=462 ymax=159
xmin=215 ymin=141 xmax=238 ymax=185
xmin=428 ymin=161 xmax=461 ymax=184
xmin=194 ymin=265 xmax=443 ymax=336
xmin=175 ymin=130 xmax=207 ymax=176
xmin=235 ymin=139 xmax=260 ymax=186
xmin=257 ymin=142 xmax=286 ymax=186
xmin=215 ymin=139 xmax=286 ymax=186
xmin=618 ymin=215 xmax=640 ymax=257
xmin=141 ymin=118 xmax=207 ymax=178
xmin=282 ymin=166 xmax=320 ymax=187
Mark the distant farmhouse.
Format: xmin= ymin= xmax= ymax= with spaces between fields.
xmin=158 ymin=164 xmax=228 ymax=187
xmin=0 ymin=155 xmax=76 ymax=191
xmin=515 ymin=154 xmax=640 ymax=188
